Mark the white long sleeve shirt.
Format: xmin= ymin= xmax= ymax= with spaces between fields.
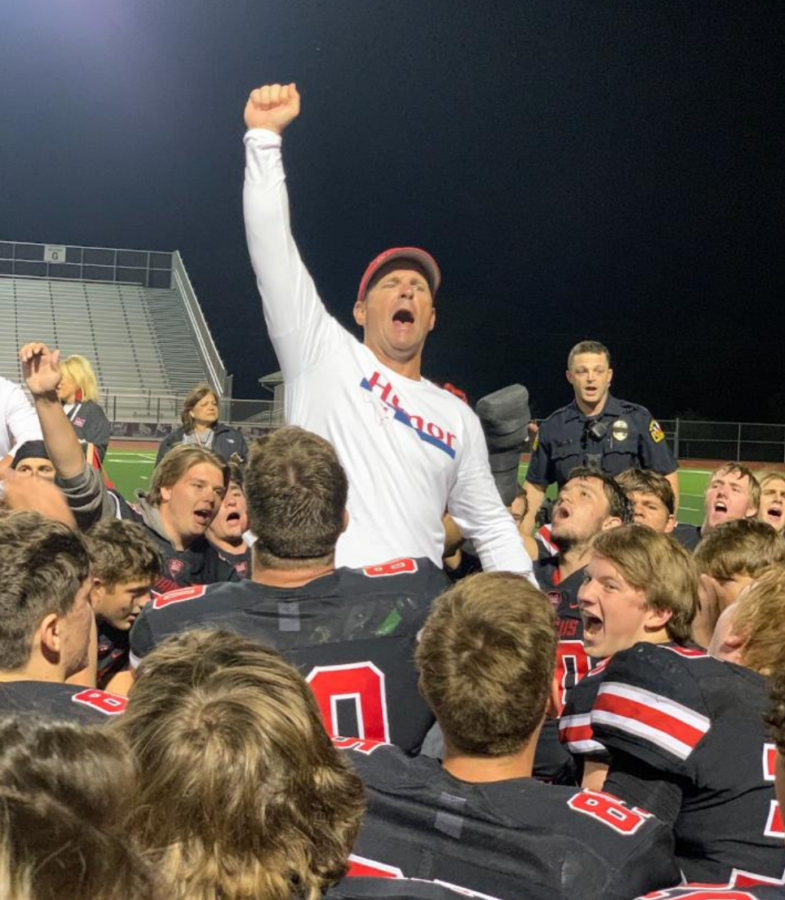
xmin=0 ymin=377 xmax=43 ymax=459
xmin=243 ymin=129 xmax=533 ymax=579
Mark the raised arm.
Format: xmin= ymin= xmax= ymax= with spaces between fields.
xmin=20 ymin=343 xmax=85 ymax=479
xmin=243 ymin=83 xmax=346 ymax=383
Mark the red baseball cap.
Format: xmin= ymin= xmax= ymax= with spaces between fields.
xmin=356 ymin=247 xmax=441 ymax=304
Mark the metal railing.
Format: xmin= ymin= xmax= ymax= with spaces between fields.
xmin=0 ymin=239 xmax=173 ymax=289
xmin=660 ymin=420 xmax=785 ymax=464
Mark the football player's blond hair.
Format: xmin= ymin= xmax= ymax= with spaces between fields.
xmin=416 ymin=573 xmax=557 ymax=757
xmin=591 ymin=525 xmax=698 ymax=644
xmin=694 ymin=519 xmax=785 ymax=581
xmin=114 ymin=629 xmax=364 ymax=900
xmin=732 ymin=565 xmax=785 ymax=676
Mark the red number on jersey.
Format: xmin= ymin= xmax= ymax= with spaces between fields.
xmin=348 ymin=855 xmax=403 ymax=878
xmin=152 ymin=585 xmax=207 ymax=609
xmin=307 ymin=662 xmax=390 ymax=742
xmin=363 ymin=559 xmax=418 ymax=577
xmin=762 ymin=743 xmax=785 ymax=839
xmin=556 ymin=640 xmax=592 ymax=713
xmin=72 ymin=689 xmax=127 ymax=716
xmin=332 ymin=735 xmax=388 ymax=755
xmin=567 ymin=790 xmax=649 ymax=835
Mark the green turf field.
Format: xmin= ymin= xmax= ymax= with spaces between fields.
xmin=104 ymin=448 xmax=710 ymax=526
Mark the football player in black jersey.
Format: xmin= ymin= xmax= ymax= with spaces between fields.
xmin=0 ymin=716 xmax=157 ymax=900
xmin=559 ymin=525 xmax=699 ymax=788
xmin=345 ymin=571 xmax=679 ymax=900
xmin=591 ymin=559 xmax=785 ymax=883
xmin=207 ymin=459 xmax=253 ymax=578
xmin=116 ymin=628 xmax=364 ymax=900
xmin=634 ymin=646 xmax=785 ymax=898
xmin=82 ymin=518 xmax=162 ymax=694
xmin=130 ymin=426 xmax=449 ymax=751
xmin=532 ymin=466 xmax=632 ymax=778
xmin=673 ymin=463 xmax=760 ymax=551
xmin=0 ymin=512 xmax=126 ymax=723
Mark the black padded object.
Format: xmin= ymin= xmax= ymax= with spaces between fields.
xmin=476 ymin=384 xmax=531 ymax=436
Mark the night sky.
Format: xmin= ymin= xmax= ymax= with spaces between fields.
xmin=1 ymin=1 xmax=783 ymax=422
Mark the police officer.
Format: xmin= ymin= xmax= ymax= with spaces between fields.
xmin=522 ymin=340 xmax=678 ymax=535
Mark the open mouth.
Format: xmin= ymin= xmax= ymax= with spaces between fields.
xmin=226 ymin=511 xmax=241 ymax=523
xmin=553 ymin=505 xmax=570 ymax=521
xmin=194 ymin=508 xmax=213 ymax=526
xmin=714 ymin=501 xmax=728 ymax=515
xmin=392 ymin=309 xmax=415 ymax=325
xmin=582 ymin=611 xmax=603 ymax=636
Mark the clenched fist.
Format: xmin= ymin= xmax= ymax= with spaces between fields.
xmin=244 ymin=83 xmax=301 ymax=134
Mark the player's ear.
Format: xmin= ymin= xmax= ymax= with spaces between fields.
xmin=38 ymin=612 xmax=61 ymax=659
xmin=353 ymin=299 xmax=367 ymax=327
xmin=601 ymin=516 xmax=623 ymax=531
xmin=90 ymin=577 xmax=105 ymax=606
xmin=341 ymin=508 xmax=350 ymax=534
xmin=160 ymin=485 xmax=173 ymax=503
xmin=644 ymin=606 xmax=673 ymax=634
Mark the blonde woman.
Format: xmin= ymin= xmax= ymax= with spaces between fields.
xmin=56 ymin=354 xmax=112 ymax=463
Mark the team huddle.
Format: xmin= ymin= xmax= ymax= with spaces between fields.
xmin=1 ymin=83 xmax=785 ymax=900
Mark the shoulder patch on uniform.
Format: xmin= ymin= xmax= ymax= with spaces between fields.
xmin=649 ymin=419 xmax=666 ymax=443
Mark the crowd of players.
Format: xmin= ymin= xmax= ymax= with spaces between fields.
xmin=2 ymin=82 xmax=785 ymax=899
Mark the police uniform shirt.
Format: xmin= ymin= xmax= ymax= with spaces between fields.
xmin=0 ymin=681 xmax=127 ymax=724
xmin=593 ymin=643 xmax=785 ymax=884
xmin=526 ymin=395 xmax=677 ymax=489
xmin=344 ymin=741 xmax=679 ymax=900
xmin=130 ymin=559 xmax=449 ymax=753
xmin=533 ymin=557 xmax=596 ymax=781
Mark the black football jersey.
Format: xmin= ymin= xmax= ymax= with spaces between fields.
xmin=329 ymin=877 xmax=480 ymax=900
xmin=212 ymin=541 xmax=252 ymax=580
xmin=636 ymin=887 xmax=785 ymax=899
xmin=343 ymin=739 xmax=679 ymax=900
xmin=0 ymin=681 xmax=127 ymax=724
xmin=96 ymin=622 xmax=131 ymax=688
xmin=533 ymin=557 xmax=595 ymax=780
xmin=593 ymin=643 xmax=785 ymax=885
xmin=130 ymin=558 xmax=448 ymax=752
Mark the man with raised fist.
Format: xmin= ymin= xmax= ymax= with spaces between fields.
xmin=242 ymin=83 xmax=532 ymax=579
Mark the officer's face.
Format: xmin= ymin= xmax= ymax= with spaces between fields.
xmin=704 ymin=467 xmax=758 ymax=532
xmin=629 ymin=490 xmax=675 ymax=533
xmin=551 ymin=476 xmax=618 ymax=544
xmin=579 ymin=553 xmax=667 ymax=659
xmin=566 ymin=353 xmax=613 ymax=409
xmin=758 ymin=477 xmax=785 ymax=534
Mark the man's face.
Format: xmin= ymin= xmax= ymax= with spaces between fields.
xmin=91 ymin=578 xmax=154 ymax=631
xmin=551 ymin=476 xmax=615 ymax=544
xmin=579 ymin=554 xmax=662 ymax=658
xmin=629 ymin=490 xmax=675 ymax=533
xmin=353 ymin=262 xmax=436 ymax=370
xmin=759 ymin=477 xmax=785 ymax=534
xmin=703 ymin=468 xmax=757 ymax=531
xmin=566 ymin=353 xmax=613 ymax=409
xmin=207 ymin=481 xmax=249 ymax=544
xmin=14 ymin=457 xmax=56 ymax=482
xmin=59 ymin=578 xmax=94 ymax=676
xmin=160 ymin=462 xmax=226 ymax=545
xmin=55 ymin=372 xmax=78 ymax=404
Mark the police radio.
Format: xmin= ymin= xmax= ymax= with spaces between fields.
xmin=581 ymin=420 xmax=608 ymax=471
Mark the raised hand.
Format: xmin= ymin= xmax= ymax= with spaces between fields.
xmin=19 ymin=342 xmax=62 ymax=397
xmin=244 ymin=83 xmax=301 ymax=134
